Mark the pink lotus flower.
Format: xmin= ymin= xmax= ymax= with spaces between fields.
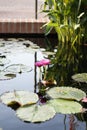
xmin=35 ymin=59 xmax=50 ymax=67
xmin=82 ymin=97 xmax=87 ymax=103
xmin=41 ymin=59 xmax=50 ymax=65
xmin=35 ymin=61 xmax=43 ymax=67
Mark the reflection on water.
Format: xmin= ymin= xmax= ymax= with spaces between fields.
xmin=0 ymin=37 xmax=87 ymax=130
xmin=46 ymin=43 xmax=87 ymax=87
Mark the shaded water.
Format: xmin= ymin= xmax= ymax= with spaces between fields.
xmin=0 ymin=37 xmax=87 ymax=130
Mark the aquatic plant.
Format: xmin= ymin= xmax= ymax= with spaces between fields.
xmin=35 ymin=59 xmax=50 ymax=81
xmin=72 ymin=73 xmax=87 ymax=83
xmin=35 ymin=59 xmax=50 ymax=67
xmin=0 ymin=86 xmax=86 ymax=123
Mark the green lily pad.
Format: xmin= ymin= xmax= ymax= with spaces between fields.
xmin=47 ymin=99 xmax=82 ymax=114
xmin=46 ymin=87 xmax=86 ymax=101
xmin=16 ymin=104 xmax=56 ymax=123
xmin=0 ymin=71 xmax=16 ymax=80
xmin=72 ymin=73 xmax=87 ymax=83
xmin=4 ymin=64 xmax=32 ymax=73
xmin=0 ymin=90 xmax=39 ymax=106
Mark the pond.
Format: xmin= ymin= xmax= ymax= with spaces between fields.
xmin=0 ymin=36 xmax=87 ymax=130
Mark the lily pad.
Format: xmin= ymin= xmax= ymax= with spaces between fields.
xmin=46 ymin=87 xmax=86 ymax=101
xmin=47 ymin=99 xmax=82 ymax=114
xmin=0 ymin=71 xmax=16 ymax=80
xmin=4 ymin=64 xmax=32 ymax=73
xmin=72 ymin=73 xmax=87 ymax=83
xmin=0 ymin=90 xmax=39 ymax=106
xmin=42 ymin=51 xmax=55 ymax=56
xmin=7 ymin=38 xmax=18 ymax=42
xmin=0 ymin=58 xmax=10 ymax=66
xmin=16 ymin=104 xmax=56 ymax=123
xmin=30 ymin=44 xmax=40 ymax=49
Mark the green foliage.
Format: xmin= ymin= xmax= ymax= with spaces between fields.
xmin=42 ymin=0 xmax=84 ymax=46
xmin=42 ymin=0 xmax=87 ymax=85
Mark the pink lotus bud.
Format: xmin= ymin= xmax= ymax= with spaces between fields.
xmin=35 ymin=59 xmax=50 ymax=67
xmin=35 ymin=61 xmax=43 ymax=67
xmin=41 ymin=59 xmax=50 ymax=65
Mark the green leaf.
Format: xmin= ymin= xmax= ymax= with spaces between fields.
xmin=0 ymin=91 xmax=39 ymax=106
xmin=16 ymin=104 xmax=56 ymax=123
xmin=47 ymin=99 xmax=82 ymax=114
xmin=72 ymin=73 xmax=87 ymax=83
xmin=4 ymin=64 xmax=32 ymax=73
xmin=46 ymin=87 xmax=86 ymax=101
xmin=45 ymin=25 xmax=53 ymax=36
xmin=78 ymin=12 xmax=84 ymax=19
xmin=0 ymin=71 xmax=16 ymax=80
xmin=74 ymin=24 xmax=80 ymax=30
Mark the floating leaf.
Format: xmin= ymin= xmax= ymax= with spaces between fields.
xmin=0 ymin=66 xmax=4 ymax=71
xmin=47 ymin=99 xmax=82 ymax=114
xmin=17 ymin=38 xmax=25 ymax=41
xmin=0 ymin=55 xmax=6 ymax=58
xmin=16 ymin=104 xmax=56 ymax=123
xmin=42 ymin=51 xmax=55 ymax=56
xmin=46 ymin=87 xmax=86 ymax=101
xmin=72 ymin=73 xmax=87 ymax=83
xmin=7 ymin=38 xmax=18 ymax=42
xmin=0 ymin=71 xmax=16 ymax=80
xmin=0 ymin=58 xmax=10 ymax=66
xmin=30 ymin=44 xmax=40 ymax=49
xmin=0 ymin=42 xmax=5 ymax=47
xmin=4 ymin=64 xmax=32 ymax=73
xmin=0 ymin=91 xmax=39 ymax=106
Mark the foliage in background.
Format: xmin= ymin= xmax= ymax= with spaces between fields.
xmin=42 ymin=0 xmax=87 ymax=85
xmin=42 ymin=0 xmax=85 ymax=45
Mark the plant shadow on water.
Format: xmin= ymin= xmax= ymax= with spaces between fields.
xmin=0 ymin=37 xmax=87 ymax=130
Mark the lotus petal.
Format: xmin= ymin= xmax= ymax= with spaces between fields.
xmin=46 ymin=87 xmax=86 ymax=101
xmin=16 ymin=104 xmax=56 ymax=122
xmin=0 ymin=91 xmax=39 ymax=106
